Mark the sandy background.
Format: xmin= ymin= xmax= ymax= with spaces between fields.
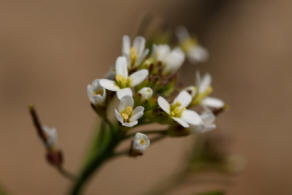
xmin=0 ymin=0 xmax=291 ymax=194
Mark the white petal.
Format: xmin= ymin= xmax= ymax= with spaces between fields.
xmin=118 ymin=95 xmax=134 ymax=112
xmin=153 ymin=44 xmax=170 ymax=61
xmin=87 ymin=84 xmax=95 ymax=103
xmin=130 ymin=106 xmax=144 ymax=122
xmin=188 ymin=46 xmax=209 ymax=63
xmin=115 ymin=56 xmax=128 ymax=78
xmin=136 ymin=48 xmax=149 ymax=66
xmin=164 ymin=47 xmax=185 ymax=73
xmin=114 ymin=109 xmax=124 ymax=124
xmin=122 ymin=35 xmax=131 ymax=57
xmin=193 ymin=123 xmax=216 ymax=133
xmin=172 ymin=117 xmax=189 ymax=128
xmin=198 ymin=73 xmax=211 ymax=93
xmin=173 ymin=90 xmax=192 ymax=108
xmin=122 ymin=121 xmax=138 ymax=127
xmin=201 ymin=107 xmax=216 ymax=125
xmin=133 ymin=36 xmax=146 ymax=57
xmin=117 ymin=88 xmax=133 ymax=100
xmin=157 ymin=96 xmax=170 ymax=114
xmin=99 ymin=79 xmax=120 ymax=91
xmin=129 ymin=69 xmax=148 ymax=87
xmin=181 ymin=109 xmax=202 ymax=126
xmin=201 ymin=97 xmax=224 ymax=109
xmin=175 ymin=26 xmax=190 ymax=41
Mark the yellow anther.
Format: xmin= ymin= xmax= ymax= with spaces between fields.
xmin=139 ymin=138 xmax=145 ymax=145
xmin=130 ymin=47 xmax=138 ymax=65
xmin=94 ymin=89 xmax=104 ymax=96
xmin=121 ymin=106 xmax=133 ymax=122
xmin=115 ymin=74 xmax=131 ymax=88
xmin=192 ymin=86 xmax=213 ymax=105
xmin=170 ymin=102 xmax=185 ymax=117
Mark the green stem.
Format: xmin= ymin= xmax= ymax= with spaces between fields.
xmin=69 ymin=135 xmax=120 ymax=195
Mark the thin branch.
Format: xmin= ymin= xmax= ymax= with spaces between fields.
xmin=29 ymin=105 xmax=77 ymax=182
xmin=57 ymin=166 xmax=76 ymax=181
xmin=28 ymin=105 xmax=47 ymax=145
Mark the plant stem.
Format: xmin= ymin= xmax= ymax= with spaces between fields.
xmin=69 ymin=131 xmax=123 ymax=195
xmin=57 ymin=166 xmax=76 ymax=181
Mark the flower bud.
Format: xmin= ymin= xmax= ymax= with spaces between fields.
xmin=138 ymin=87 xmax=153 ymax=100
xmin=130 ymin=133 xmax=150 ymax=156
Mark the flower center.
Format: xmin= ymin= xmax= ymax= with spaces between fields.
xmin=170 ymin=102 xmax=185 ymax=117
xmin=94 ymin=89 xmax=104 ymax=96
xmin=121 ymin=106 xmax=133 ymax=122
xmin=139 ymin=138 xmax=145 ymax=145
xmin=130 ymin=47 xmax=138 ymax=66
xmin=115 ymin=74 xmax=132 ymax=88
xmin=180 ymin=38 xmax=198 ymax=52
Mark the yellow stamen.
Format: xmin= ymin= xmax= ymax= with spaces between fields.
xmin=121 ymin=106 xmax=133 ymax=122
xmin=170 ymin=102 xmax=185 ymax=117
xmin=115 ymin=74 xmax=132 ymax=88
xmin=130 ymin=47 xmax=138 ymax=66
xmin=192 ymin=86 xmax=213 ymax=105
xmin=94 ymin=89 xmax=103 ymax=96
xmin=139 ymin=138 xmax=145 ymax=145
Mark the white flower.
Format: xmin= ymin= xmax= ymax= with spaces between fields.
xmin=196 ymin=72 xmax=224 ymax=109
xmin=115 ymin=95 xmax=144 ymax=127
xmin=190 ymin=107 xmax=216 ymax=133
xmin=42 ymin=125 xmax=57 ymax=147
xmin=100 ymin=56 xmax=149 ymax=99
xmin=132 ymin=132 xmax=150 ymax=153
xmin=87 ymin=79 xmax=106 ymax=105
xmin=152 ymin=44 xmax=185 ymax=74
xmin=138 ymin=87 xmax=153 ymax=100
xmin=176 ymin=26 xmax=209 ymax=63
xmin=158 ymin=91 xmax=202 ymax=128
xmin=122 ymin=35 xmax=149 ymax=68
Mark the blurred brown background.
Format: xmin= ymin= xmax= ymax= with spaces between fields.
xmin=0 ymin=0 xmax=291 ymax=194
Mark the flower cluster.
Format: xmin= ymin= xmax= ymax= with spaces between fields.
xmin=87 ymin=27 xmax=226 ymax=154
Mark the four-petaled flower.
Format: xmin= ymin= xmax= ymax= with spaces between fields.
xmin=115 ymin=95 xmax=144 ymax=127
xmin=196 ymin=72 xmax=225 ymax=109
xmin=100 ymin=56 xmax=149 ymax=99
xmin=176 ymin=26 xmax=209 ymax=64
xmin=87 ymin=79 xmax=106 ymax=106
xmin=122 ymin=35 xmax=149 ymax=68
xmin=158 ymin=91 xmax=202 ymax=128
xmin=132 ymin=132 xmax=150 ymax=153
xmin=152 ymin=44 xmax=185 ymax=74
